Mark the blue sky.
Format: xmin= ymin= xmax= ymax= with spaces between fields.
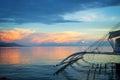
xmin=0 ymin=0 xmax=120 ymax=46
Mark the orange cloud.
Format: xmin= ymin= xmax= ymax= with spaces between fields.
xmin=0 ymin=28 xmax=35 ymax=42
xmin=31 ymin=31 xmax=85 ymax=43
xmin=0 ymin=28 xmax=101 ymax=44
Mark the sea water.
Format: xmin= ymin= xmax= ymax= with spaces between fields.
xmin=0 ymin=46 xmax=118 ymax=80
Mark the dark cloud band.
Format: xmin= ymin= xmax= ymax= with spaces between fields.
xmin=0 ymin=0 xmax=120 ymax=24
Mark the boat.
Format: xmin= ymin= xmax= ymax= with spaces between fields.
xmin=54 ymin=23 xmax=120 ymax=80
xmin=109 ymin=30 xmax=120 ymax=53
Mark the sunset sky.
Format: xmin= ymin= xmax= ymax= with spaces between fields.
xmin=0 ymin=0 xmax=120 ymax=46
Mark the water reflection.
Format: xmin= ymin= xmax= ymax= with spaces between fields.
xmin=0 ymin=49 xmax=20 ymax=64
xmin=0 ymin=47 xmax=118 ymax=65
xmin=0 ymin=48 xmax=31 ymax=64
xmin=0 ymin=47 xmax=81 ymax=65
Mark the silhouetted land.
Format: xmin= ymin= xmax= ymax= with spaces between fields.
xmin=0 ymin=42 xmax=23 ymax=47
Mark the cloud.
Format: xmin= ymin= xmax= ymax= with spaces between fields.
xmin=0 ymin=28 xmax=103 ymax=44
xmin=0 ymin=28 xmax=35 ymax=42
xmin=30 ymin=31 xmax=91 ymax=44
xmin=0 ymin=0 xmax=120 ymax=24
xmin=63 ymin=9 xmax=120 ymax=22
xmin=63 ymin=11 xmax=98 ymax=22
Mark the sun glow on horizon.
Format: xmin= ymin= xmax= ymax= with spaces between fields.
xmin=0 ymin=28 xmax=104 ymax=45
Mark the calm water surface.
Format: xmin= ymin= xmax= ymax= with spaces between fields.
xmin=0 ymin=47 xmax=85 ymax=80
xmin=0 ymin=46 xmax=119 ymax=80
